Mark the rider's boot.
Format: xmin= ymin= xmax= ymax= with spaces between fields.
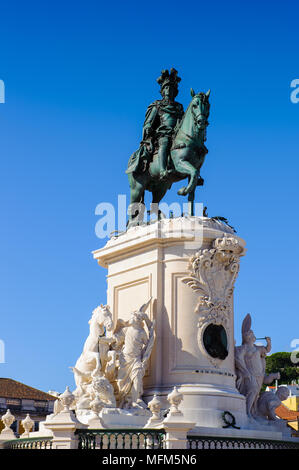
xmin=158 ymin=136 xmax=170 ymax=180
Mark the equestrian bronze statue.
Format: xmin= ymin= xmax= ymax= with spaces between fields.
xmin=126 ymin=68 xmax=210 ymax=227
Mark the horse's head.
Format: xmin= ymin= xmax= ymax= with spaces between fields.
xmin=190 ymin=88 xmax=210 ymax=131
xmin=90 ymin=304 xmax=114 ymax=333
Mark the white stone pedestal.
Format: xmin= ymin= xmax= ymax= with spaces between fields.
xmin=0 ymin=428 xmax=16 ymax=442
xmin=100 ymin=408 xmax=151 ymax=429
xmin=43 ymin=410 xmax=85 ymax=449
xmin=93 ymin=217 xmax=248 ymax=430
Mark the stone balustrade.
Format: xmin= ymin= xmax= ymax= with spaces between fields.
xmin=1 ymin=386 xmax=299 ymax=450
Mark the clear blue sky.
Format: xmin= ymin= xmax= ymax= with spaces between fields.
xmin=0 ymin=0 xmax=298 ymax=393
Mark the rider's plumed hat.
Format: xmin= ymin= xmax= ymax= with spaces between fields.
xmin=157 ymin=68 xmax=181 ymax=96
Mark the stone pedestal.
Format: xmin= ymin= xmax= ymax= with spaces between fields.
xmin=100 ymin=408 xmax=151 ymax=429
xmin=43 ymin=410 xmax=85 ymax=449
xmin=93 ymin=217 xmax=248 ymax=429
xmin=0 ymin=428 xmax=15 ymax=442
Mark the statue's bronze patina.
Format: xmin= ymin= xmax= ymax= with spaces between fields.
xmin=126 ymin=68 xmax=210 ymax=227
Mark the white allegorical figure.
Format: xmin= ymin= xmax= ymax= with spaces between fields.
xmin=235 ymin=314 xmax=280 ymax=419
xmin=76 ymin=374 xmax=116 ymax=411
xmin=116 ymin=300 xmax=155 ymax=410
xmin=68 ymin=299 xmax=156 ymax=414
xmin=257 ymin=386 xmax=290 ymax=421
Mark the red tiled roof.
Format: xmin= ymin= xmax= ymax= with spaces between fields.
xmin=0 ymin=378 xmax=56 ymax=401
xmin=275 ymin=404 xmax=299 ymax=421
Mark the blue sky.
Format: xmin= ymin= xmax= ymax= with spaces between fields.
xmin=0 ymin=0 xmax=298 ymax=393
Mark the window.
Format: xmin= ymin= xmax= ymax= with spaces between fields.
xmin=11 ymin=420 xmax=18 ymax=434
xmin=6 ymin=398 xmax=21 ymax=407
xmin=34 ymin=400 xmax=48 ymax=410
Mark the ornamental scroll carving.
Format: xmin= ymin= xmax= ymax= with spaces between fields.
xmin=182 ymin=236 xmax=245 ymax=332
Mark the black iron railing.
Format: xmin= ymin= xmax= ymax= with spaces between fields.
xmin=75 ymin=428 xmax=166 ymax=449
xmin=188 ymin=435 xmax=299 ymax=450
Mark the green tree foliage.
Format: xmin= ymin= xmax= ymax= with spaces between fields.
xmin=266 ymin=352 xmax=299 ymax=384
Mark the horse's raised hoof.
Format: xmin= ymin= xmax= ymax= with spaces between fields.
xmin=197 ymin=177 xmax=204 ymax=186
xmin=177 ymin=187 xmax=188 ymax=196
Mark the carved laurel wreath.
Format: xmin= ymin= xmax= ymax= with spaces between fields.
xmin=222 ymin=411 xmax=240 ymax=429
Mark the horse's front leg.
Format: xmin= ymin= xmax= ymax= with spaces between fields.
xmin=90 ymin=352 xmax=102 ymax=377
xmin=177 ymin=164 xmax=198 ymax=196
xmin=187 ymin=185 xmax=196 ymax=216
xmin=171 ymin=149 xmax=199 ymax=196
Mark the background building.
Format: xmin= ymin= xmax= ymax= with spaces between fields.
xmin=266 ymin=381 xmax=299 ymax=433
xmin=0 ymin=378 xmax=56 ymax=436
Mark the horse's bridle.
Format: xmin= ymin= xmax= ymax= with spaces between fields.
xmin=192 ymin=95 xmax=209 ymax=129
